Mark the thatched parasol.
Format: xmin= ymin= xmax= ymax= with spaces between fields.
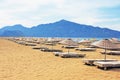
xmin=91 ymin=39 xmax=119 ymax=60
xmin=109 ymin=38 xmax=120 ymax=44
xmin=59 ymin=39 xmax=78 ymax=53
xmin=59 ymin=39 xmax=78 ymax=46
xmin=79 ymin=39 xmax=91 ymax=46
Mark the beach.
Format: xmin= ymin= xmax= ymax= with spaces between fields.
xmin=0 ymin=38 xmax=120 ymax=80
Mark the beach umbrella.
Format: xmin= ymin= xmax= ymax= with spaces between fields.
xmin=59 ymin=39 xmax=78 ymax=46
xmin=46 ymin=38 xmax=56 ymax=50
xmin=44 ymin=38 xmax=60 ymax=50
xmin=47 ymin=38 xmax=61 ymax=43
xmin=36 ymin=38 xmax=48 ymax=47
xmin=59 ymin=39 xmax=78 ymax=53
xmin=109 ymin=38 xmax=120 ymax=44
xmin=79 ymin=39 xmax=91 ymax=46
xmin=38 ymin=38 xmax=47 ymax=44
xmin=91 ymin=39 xmax=118 ymax=60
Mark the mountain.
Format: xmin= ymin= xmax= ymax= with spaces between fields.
xmin=1 ymin=30 xmax=24 ymax=37
xmin=0 ymin=19 xmax=120 ymax=38
xmin=0 ymin=24 xmax=31 ymax=36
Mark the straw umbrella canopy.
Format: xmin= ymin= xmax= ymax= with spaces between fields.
xmin=91 ymin=39 xmax=119 ymax=60
xmin=91 ymin=39 xmax=119 ymax=49
xmin=79 ymin=39 xmax=91 ymax=46
xmin=59 ymin=39 xmax=78 ymax=46
xmin=59 ymin=39 xmax=79 ymax=53
xmin=36 ymin=38 xmax=48 ymax=47
xmin=47 ymin=38 xmax=61 ymax=42
xmin=38 ymin=38 xmax=47 ymax=44
xmin=46 ymin=38 xmax=57 ymax=50
xmin=109 ymin=38 xmax=120 ymax=44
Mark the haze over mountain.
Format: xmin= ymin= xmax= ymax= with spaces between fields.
xmin=0 ymin=19 xmax=120 ymax=38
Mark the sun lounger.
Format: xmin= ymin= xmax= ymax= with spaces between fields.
xmin=87 ymin=45 xmax=98 ymax=48
xmin=45 ymin=43 xmax=55 ymax=45
xmin=94 ymin=61 xmax=120 ymax=70
xmin=76 ymin=48 xmax=96 ymax=51
xmin=16 ymin=41 xmax=26 ymax=45
xmin=32 ymin=47 xmax=48 ymax=50
xmin=59 ymin=52 xmax=86 ymax=58
xmin=24 ymin=43 xmax=36 ymax=46
xmin=62 ymin=46 xmax=79 ymax=49
xmin=83 ymin=59 xmax=117 ymax=65
xmin=41 ymin=48 xmax=62 ymax=52
xmin=53 ymin=52 xmax=63 ymax=56
xmin=100 ymin=51 xmax=120 ymax=55
xmin=53 ymin=52 xmax=77 ymax=56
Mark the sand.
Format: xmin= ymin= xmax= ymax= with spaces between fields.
xmin=0 ymin=38 xmax=120 ymax=80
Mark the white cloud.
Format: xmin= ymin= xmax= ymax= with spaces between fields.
xmin=0 ymin=0 xmax=120 ymax=31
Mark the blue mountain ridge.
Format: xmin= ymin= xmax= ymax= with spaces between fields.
xmin=0 ymin=19 xmax=120 ymax=38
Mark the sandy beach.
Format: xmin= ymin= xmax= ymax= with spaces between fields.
xmin=0 ymin=38 xmax=120 ymax=80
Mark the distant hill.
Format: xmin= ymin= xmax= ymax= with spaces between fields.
xmin=0 ymin=19 xmax=120 ymax=38
xmin=1 ymin=30 xmax=24 ymax=37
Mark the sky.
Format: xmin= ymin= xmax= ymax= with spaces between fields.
xmin=0 ymin=0 xmax=120 ymax=31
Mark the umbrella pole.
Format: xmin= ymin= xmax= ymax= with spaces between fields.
xmin=51 ymin=44 xmax=53 ymax=50
xmin=104 ymin=39 xmax=107 ymax=61
xmin=104 ymin=48 xmax=107 ymax=61
xmin=68 ymin=48 xmax=69 ymax=54
xmin=51 ymin=41 xmax=54 ymax=52
xmin=51 ymin=37 xmax=54 ymax=51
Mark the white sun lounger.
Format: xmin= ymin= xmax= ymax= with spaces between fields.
xmin=53 ymin=52 xmax=86 ymax=58
xmin=94 ymin=61 xmax=120 ymax=70
xmin=62 ymin=46 xmax=79 ymax=49
xmin=59 ymin=52 xmax=86 ymax=58
xmin=53 ymin=52 xmax=63 ymax=56
xmin=76 ymin=48 xmax=96 ymax=51
xmin=83 ymin=59 xmax=117 ymax=65
xmin=100 ymin=51 xmax=120 ymax=55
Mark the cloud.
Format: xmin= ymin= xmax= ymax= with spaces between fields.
xmin=0 ymin=0 xmax=120 ymax=31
